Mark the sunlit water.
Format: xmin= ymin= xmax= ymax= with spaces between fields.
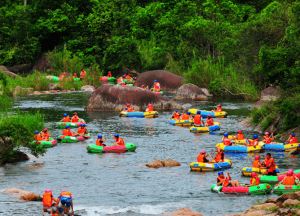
xmin=0 ymin=92 xmax=299 ymax=216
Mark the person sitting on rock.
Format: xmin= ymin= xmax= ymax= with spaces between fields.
xmin=57 ymin=191 xmax=74 ymax=216
xmin=76 ymin=124 xmax=88 ymax=136
xmin=61 ymin=113 xmax=70 ymax=122
xmin=124 ymin=103 xmax=134 ymax=112
xmin=107 ymin=71 xmax=112 ymax=77
xmin=41 ymin=128 xmax=51 ymax=141
xmin=217 ymin=172 xmax=239 ymax=187
xmin=96 ymin=134 xmax=106 ymax=146
xmin=80 ymin=68 xmax=86 ymax=79
xmin=172 ymin=110 xmax=181 ymax=120
xmin=250 ymin=172 xmax=260 ymax=186
xmin=145 ymin=103 xmax=154 ymax=112
xmin=34 ymin=130 xmax=43 ymax=141
xmin=261 ymin=153 xmax=277 ymax=176
xmin=248 ymin=134 xmax=259 ymax=147
xmin=197 ymin=150 xmax=209 ymax=163
xmin=114 ymin=134 xmax=125 ymax=146
xmin=279 ymin=169 xmax=300 ymax=186
xmin=193 ymin=111 xmax=204 ymax=126
xmin=286 ymin=132 xmax=298 ymax=144
xmin=71 ymin=112 xmax=80 ymax=123
xmin=263 ymin=131 xmax=274 ymax=144
xmin=152 ymin=80 xmax=161 ymax=92
xmin=181 ymin=112 xmax=190 ymax=120
xmin=236 ymin=130 xmax=245 ymax=140
xmin=214 ymin=148 xmax=224 ymax=162
xmin=62 ymin=126 xmax=74 ymax=137
xmin=252 ymin=155 xmax=262 ymax=168
xmin=205 ymin=115 xmax=214 ymax=126
xmin=222 ymin=133 xmax=232 ymax=146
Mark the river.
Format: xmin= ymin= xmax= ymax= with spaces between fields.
xmin=0 ymin=92 xmax=299 ymax=216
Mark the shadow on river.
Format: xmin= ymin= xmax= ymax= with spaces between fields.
xmin=0 ymin=92 xmax=299 ymax=216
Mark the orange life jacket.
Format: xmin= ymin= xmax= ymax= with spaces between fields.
xmin=153 ymin=83 xmax=160 ymax=91
xmin=96 ymin=139 xmax=105 ymax=146
xmin=146 ymin=105 xmax=153 ymax=112
xmin=236 ymin=134 xmax=245 ymax=140
xmin=60 ymin=191 xmax=72 ymax=197
xmin=71 ymin=115 xmax=79 ymax=123
xmin=252 ymin=160 xmax=261 ymax=168
xmin=217 ymin=176 xmax=230 ymax=187
xmin=41 ymin=132 xmax=50 ymax=140
xmin=216 ymin=107 xmax=222 ymax=112
xmin=172 ymin=113 xmax=180 ymax=120
xmin=80 ymin=70 xmax=86 ymax=79
xmin=34 ymin=134 xmax=43 ymax=141
xmin=248 ymin=139 xmax=259 ymax=146
xmin=62 ymin=129 xmax=73 ymax=136
xmin=77 ymin=127 xmax=87 ymax=135
xmin=181 ymin=114 xmax=189 ymax=120
xmin=206 ymin=118 xmax=214 ymax=126
xmin=62 ymin=116 xmax=71 ymax=122
xmin=264 ymin=158 xmax=276 ymax=173
xmin=194 ymin=114 xmax=202 ymax=125
xmin=289 ymin=137 xmax=298 ymax=144
xmin=250 ymin=177 xmax=260 ymax=186
xmin=223 ymin=137 xmax=232 ymax=146
xmin=42 ymin=191 xmax=53 ymax=208
xmin=282 ymin=176 xmax=296 ymax=185
xmin=127 ymin=106 xmax=134 ymax=112
xmin=214 ymin=152 xmax=224 ymax=162
xmin=263 ymin=135 xmax=273 ymax=144
xmin=116 ymin=138 xmax=125 ymax=146
xmin=125 ymin=75 xmax=132 ymax=80
xmin=197 ymin=154 xmax=207 ymax=163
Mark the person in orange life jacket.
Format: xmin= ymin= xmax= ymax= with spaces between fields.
xmin=214 ymin=148 xmax=224 ymax=162
xmin=261 ymin=153 xmax=277 ymax=176
xmin=248 ymin=134 xmax=259 ymax=147
xmin=279 ymin=169 xmax=300 ymax=186
xmin=41 ymin=128 xmax=51 ymax=141
xmin=61 ymin=113 xmax=70 ymax=122
xmin=80 ymin=68 xmax=86 ymax=79
xmin=217 ymin=172 xmax=239 ymax=187
xmin=250 ymin=172 xmax=260 ymax=186
xmin=62 ymin=126 xmax=74 ymax=137
xmin=286 ymin=132 xmax=298 ymax=144
xmin=263 ymin=131 xmax=274 ymax=144
xmin=181 ymin=112 xmax=190 ymax=120
xmin=145 ymin=103 xmax=154 ymax=112
xmin=72 ymin=73 xmax=78 ymax=78
xmin=96 ymin=134 xmax=106 ymax=146
xmin=215 ymin=104 xmax=222 ymax=112
xmin=125 ymin=73 xmax=132 ymax=80
xmin=193 ymin=111 xmax=204 ymax=126
xmin=107 ymin=71 xmax=112 ymax=77
xmin=76 ymin=124 xmax=88 ymax=136
xmin=42 ymin=189 xmax=56 ymax=215
xmin=57 ymin=191 xmax=73 ymax=215
xmin=34 ymin=130 xmax=43 ymax=141
xmin=152 ymin=80 xmax=161 ymax=92
xmin=71 ymin=112 xmax=80 ymax=123
xmin=252 ymin=155 xmax=262 ymax=168
xmin=124 ymin=103 xmax=134 ymax=112
xmin=205 ymin=115 xmax=214 ymax=126
xmin=172 ymin=110 xmax=181 ymax=120
xmin=222 ymin=133 xmax=232 ymax=146
xmin=114 ymin=134 xmax=125 ymax=146
xmin=59 ymin=72 xmax=67 ymax=80
xmin=235 ymin=130 xmax=245 ymax=140
xmin=197 ymin=150 xmax=209 ymax=163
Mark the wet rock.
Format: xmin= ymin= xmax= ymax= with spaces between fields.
xmin=249 ymin=203 xmax=277 ymax=211
xmin=146 ymin=160 xmax=164 ymax=168
xmin=13 ymin=86 xmax=34 ymax=97
xmin=200 ymin=88 xmax=212 ymax=97
xmin=81 ymin=85 xmax=95 ymax=92
xmin=265 ymin=197 xmax=277 ymax=203
xmin=282 ymin=199 xmax=300 ymax=207
xmin=277 ymin=208 xmax=291 ymax=216
xmin=242 ymin=210 xmax=269 ymax=216
xmin=135 ymin=70 xmax=183 ymax=91
xmin=7 ymin=64 xmax=32 ymax=74
xmin=3 ymin=188 xmax=41 ymax=201
xmin=291 ymin=208 xmax=300 ymax=216
xmin=175 ymin=84 xmax=208 ymax=101
xmin=276 ymin=192 xmax=299 ymax=203
xmin=0 ymin=65 xmax=18 ymax=77
xmin=146 ymin=159 xmax=181 ymax=168
xmin=161 ymin=159 xmax=181 ymax=167
xmin=4 ymin=151 xmax=29 ymax=164
xmin=165 ymin=208 xmax=203 ymax=216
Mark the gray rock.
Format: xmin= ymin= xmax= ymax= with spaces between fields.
xmin=175 ymin=83 xmax=208 ymax=101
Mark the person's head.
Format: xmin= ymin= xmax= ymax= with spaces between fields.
xmin=197 ymin=111 xmax=201 ymax=115
xmin=43 ymin=128 xmax=48 ymax=132
xmin=291 ymin=132 xmax=296 ymax=137
xmin=34 ymin=130 xmax=39 ymax=134
xmin=217 ymin=104 xmax=222 ymax=107
xmin=237 ymin=130 xmax=242 ymax=134
xmin=264 ymin=131 xmax=270 ymax=136
xmin=287 ymin=169 xmax=294 ymax=176
xmin=97 ymin=134 xmax=102 ymax=139
xmin=253 ymin=134 xmax=258 ymax=139
xmin=65 ymin=125 xmax=70 ymax=130
xmin=266 ymin=153 xmax=271 ymax=159
xmin=224 ymin=132 xmax=229 ymax=137
xmin=200 ymin=149 xmax=206 ymax=154
xmin=175 ymin=110 xmax=178 ymax=113
xmin=73 ymin=112 xmax=77 ymax=116
xmin=218 ymin=171 xmax=224 ymax=176
xmin=126 ymin=103 xmax=130 ymax=107
xmin=114 ymin=134 xmax=119 ymax=140
xmin=255 ymin=155 xmax=260 ymax=160
xmin=148 ymin=103 xmax=152 ymax=106
xmin=63 ymin=113 xmax=68 ymax=117
xmin=207 ymin=115 xmax=212 ymax=119
xmin=251 ymin=172 xmax=258 ymax=178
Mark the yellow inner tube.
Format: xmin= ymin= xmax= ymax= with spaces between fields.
xmin=190 ymin=159 xmax=232 ymax=172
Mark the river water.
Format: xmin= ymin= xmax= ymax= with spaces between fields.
xmin=0 ymin=92 xmax=299 ymax=216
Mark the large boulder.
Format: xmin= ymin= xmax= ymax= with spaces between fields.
xmin=175 ymin=84 xmax=210 ymax=101
xmin=255 ymin=86 xmax=281 ymax=107
xmin=13 ymin=86 xmax=34 ymax=97
xmin=81 ymin=85 xmax=95 ymax=92
xmin=135 ymin=70 xmax=183 ymax=90
xmin=86 ymin=84 xmax=182 ymax=111
xmin=3 ymin=188 xmax=41 ymax=201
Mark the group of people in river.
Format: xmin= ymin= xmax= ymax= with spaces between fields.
xmin=58 ymin=69 xmax=87 ymax=81
xmin=122 ymin=103 xmax=154 ymax=112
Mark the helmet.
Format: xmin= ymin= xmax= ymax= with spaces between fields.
xmin=114 ymin=134 xmax=119 ymax=138
xmin=253 ymin=134 xmax=258 ymax=139
xmin=251 ymin=172 xmax=257 ymax=177
xmin=255 ymin=155 xmax=260 ymax=160
xmin=34 ymin=130 xmax=39 ymax=134
xmin=237 ymin=130 xmax=242 ymax=134
xmin=187 ymin=112 xmax=191 ymax=115
xmin=175 ymin=110 xmax=178 ymax=112
xmin=291 ymin=132 xmax=296 ymax=137
xmin=63 ymin=113 xmax=67 ymax=117
xmin=224 ymin=132 xmax=229 ymax=137
xmin=97 ymin=134 xmax=102 ymax=139
xmin=197 ymin=111 xmax=201 ymax=115
xmin=65 ymin=125 xmax=70 ymax=129
xmin=80 ymin=124 xmax=85 ymax=127
xmin=264 ymin=131 xmax=270 ymax=135
xmin=154 ymin=80 xmax=157 ymax=82
xmin=218 ymin=171 xmax=224 ymax=176
xmin=200 ymin=149 xmax=206 ymax=154
xmin=287 ymin=169 xmax=294 ymax=176
xmin=44 ymin=189 xmax=52 ymax=193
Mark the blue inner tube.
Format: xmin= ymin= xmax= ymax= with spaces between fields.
xmin=262 ymin=143 xmax=285 ymax=151
xmin=126 ymin=112 xmax=145 ymax=118
xmin=223 ymin=145 xmax=248 ymax=153
xmin=209 ymin=125 xmax=220 ymax=131
xmin=199 ymin=110 xmax=216 ymax=118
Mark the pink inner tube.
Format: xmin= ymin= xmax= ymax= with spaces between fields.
xmin=51 ymin=140 xmax=58 ymax=145
xmin=103 ymin=145 xmax=127 ymax=153
xmin=100 ymin=76 xmax=108 ymax=81
xmin=221 ymin=186 xmax=249 ymax=194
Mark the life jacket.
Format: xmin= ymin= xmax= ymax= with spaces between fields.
xmin=172 ymin=113 xmax=180 ymax=120
xmin=223 ymin=137 xmax=232 ymax=146
xmin=127 ymin=106 xmax=134 ymax=112
xmin=41 ymin=132 xmax=50 ymax=140
xmin=264 ymin=158 xmax=276 ymax=173
xmin=34 ymin=134 xmax=43 ymax=141
xmin=80 ymin=70 xmax=86 ymax=79
xmin=252 ymin=160 xmax=261 ymax=168
xmin=193 ymin=114 xmax=202 ymax=125
xmin=263 ymin=135 xmax=273 ymax=144
xmin=250 ymin=177 xmax=260 ymax=186
xmin=206 ymin=118 xmax=214 ymax=126
xmin=282 ymin=176 xmax=296 ymax=185
xmin=197 ymin=154 xmax=207 ymax=163
xmin=42 ymin=191 xmax=53 ymax=208
xmin=62 ymin=116 xmax=70 ymax=122
xmin=96 ymin=139 xmax=105 ymax=146
xmin=214 ymin=152 xmax=224 ymax=162
xmin=107 ymin=72 xmax=112 ymax=77
xmin=236 ymin=134 xmax=245 ymax=140
xmin=216 ymin=107 xmax=222 ymax=112
xmin=248 ymin=139 xmax=259 ymax=147
xmin=181 ymin=114 xmax=189 ymax=120
xmin=77 ymin=127 xmax=87 ymax=135
xmin=116 ymin=138 xmax=125 ymax=146
xmin=217 ymin=176 xmax=230 ymax=187
xmin=125 ymin=75 xmax=132 ymax=80
xmin=289 ymin=137 xmax=298 ymax=144
xmin=153 ymin=83 xmax=160 ymax=91
xmin=60 ymin=191 xmax=72 ymax=197
xmin=146 ymin=105 xmax=153 ymax=112
xmin=62 ymin=129 xmax=73 ymax=136
xmin=71 ymin=115 xmax=79 ymax=123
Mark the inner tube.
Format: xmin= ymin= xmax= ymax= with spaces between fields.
xmin=188 ymin=109 xmax=227 ymax=118
xmin=87 ymin=143 xmax=136 ymax=153
xmin=168 ymin=119 xmax=193 ymax=126
xmin=260 ymin=141 xmax=299 ymax=152
xmin=189 ymin=122 xmax=221 ymax=133
xmin=190 ymin=159 xmax=232 ymax=172
xmin=228 ymin=135 xmax=246 ymax=144
xmin=100 ymin=76 xmax=116 ymax=84
xmin=56 ymin=119 xmax=86 ymax=129
xmin=119 ymin=111 xmax=158 ymax=118
xmin=57 ymin=133 xmax=90 ymax=143
xmin=273 ymin=184 xmax=300 ymax=195
xmin=259 ymin=169 xmax=300 ymax=184
xmin=215 ymin=143 xmax=263 ymax=153
xmin=32 ymin=138 xmax=57 ymax=148
xmin=241 ymin=167 xmax=280 ymax=177
xmin=211 ymin=183 xmax=272 ymax=195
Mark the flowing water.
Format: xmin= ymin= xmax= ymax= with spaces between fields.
xmin=0 ymin=92 xmax=299 ymax=216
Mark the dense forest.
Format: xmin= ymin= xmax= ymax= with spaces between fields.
xmin=0 ymin=0 xmax=299 ymax=131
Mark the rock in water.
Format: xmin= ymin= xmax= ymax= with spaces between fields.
xmin=135 ymin=70 xmax=183 ymax=90
xmin=165 ymin=208 xmax=203 ymax=216
xmin=3 ymin=188 xmax=41 ymax=201
xmin=146 ymin=160 xmax=164 ymax=168
xmin=175 ymin=84 xmax=209 ymax=101
xmin=81 ymin=85 xmax=95 ymax=92
xmin=146 ymin=159 xmax=181 ymax=168
xmin=161 ymin=159 xmax=181 ymax=167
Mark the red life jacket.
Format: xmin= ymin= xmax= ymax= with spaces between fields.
xmin=248 ymin=139 xmax=259 ymax=146
xmin=282 ymin=176 xmax=296 ymax=185
xmin=250 ymin=177 xmax=260 ymax=185
xmin=214 ymin=152 xmax=224 ymax=162
xmin=289 ymin=137 xmax=298 ymax=144
xmin=62 ymin=129 xmax=73 ymax=136
xmin=181 ymin=114 xmax=189 ymax=120
xmin=197 ymin=154 xmax=207 ymax=162
xmin=42 ymin=191 xmax=53 ymax=208
xmin=206 ymin=118 xmax=214 ymax=126
xmin=263 ymin=136 xmax=273 ymax=144
xmin=236 ymin=134 xmax=245 ymax=140
xmin=264 ymin=158 xmax=276 ymax=173
xmin=71 ymin=115 xmax=79 ymax=123
xmin=116 ymin=138 xmax=125 ymax=146
xmin=194 ymin=115 xmax=202 ymax=125
xmin=77 ymin=127 xmax=87 ymax=135
xmin=172 ymin=113 xmax=180 ymax=120
xmin=96 ymin=139 xmax=105 ymax=146
xmin=223 ymin=137 xmax=231 ymax=146
xmin=62 ymin=116 xmax=70 ymax=122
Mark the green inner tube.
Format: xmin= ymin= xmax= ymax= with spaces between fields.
xmin=31 ymin=138 xmax=56 ymax=148
xmin=249 ymin=183 xmax=272 ymax=195
xmin=58 ymin=136 xmax=79 ymax=143
xmin=273 ymin=184 xmax=300 ymax=195
xmin=73 ymin=77 xmax=80 ymax=82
